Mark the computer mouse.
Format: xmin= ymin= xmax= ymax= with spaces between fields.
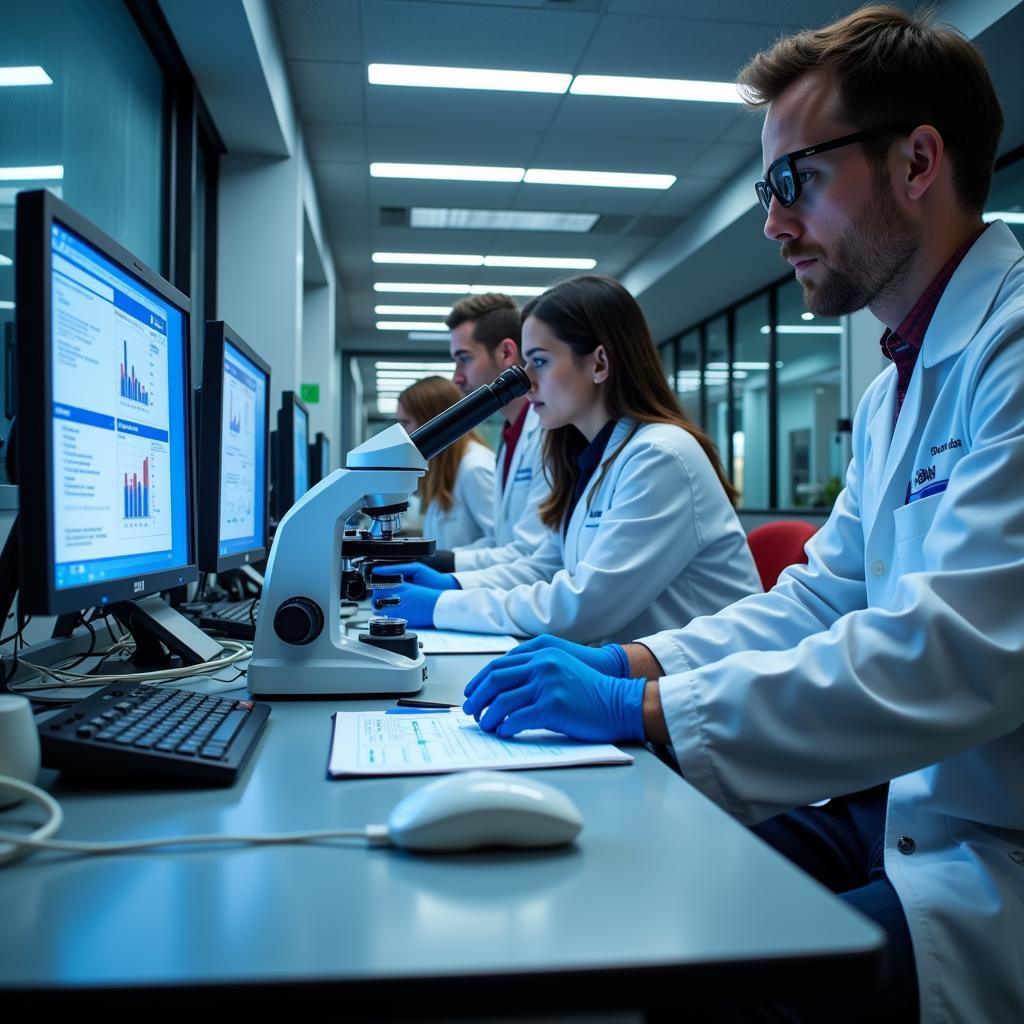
xmin=385 ymin=771 xmax=584 ymax=852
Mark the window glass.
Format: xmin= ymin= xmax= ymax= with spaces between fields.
xmin=676 ymin=328 xmax=701 ymax=426
xmin=703 ymin=315 xmax=729 ymax=478
xmin=776 ymin=278 xmax=842 ymax=508
xmin=0 ymin=0 xmax=166 ymax=484
xmin=733 ymin=294 xmax=770 ymax=508
xmin=985 ymin=157 xmax=1024 ymax=249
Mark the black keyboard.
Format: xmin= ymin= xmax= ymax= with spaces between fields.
xmin=197 ymin=598 xmax=259 ymax=640
xmin=40 ymin=682 xmax=270 ymax=785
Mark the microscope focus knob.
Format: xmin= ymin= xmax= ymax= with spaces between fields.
xmin=273 ymin=597 xmax=324 ymax=645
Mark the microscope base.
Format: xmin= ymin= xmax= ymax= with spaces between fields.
xmin=247 ymin=650 xmax=426 ymax=697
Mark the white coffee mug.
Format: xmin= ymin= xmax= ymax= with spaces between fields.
xmin=0 ymin=695 xmax=41 ymax=808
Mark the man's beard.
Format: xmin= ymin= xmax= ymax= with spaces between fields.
xmin=784 ymin=165 xmax=921 ymax=317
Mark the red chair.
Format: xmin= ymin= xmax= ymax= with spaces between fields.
xmin=746 ymin=520 xmax=819 ymax=592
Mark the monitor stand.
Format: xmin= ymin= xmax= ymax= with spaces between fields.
xmin=107 ymin=595 xmax=223 ymax=670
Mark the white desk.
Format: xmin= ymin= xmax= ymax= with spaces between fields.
xmin=0 ymin=649 xmax=885 ymax=1017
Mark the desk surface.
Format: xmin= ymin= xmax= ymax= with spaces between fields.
xmin=0 ymin=648 xmax=885 ymax=1015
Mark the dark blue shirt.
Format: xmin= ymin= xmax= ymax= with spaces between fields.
xmin=565 ymin=419 xmax=616 ymax=535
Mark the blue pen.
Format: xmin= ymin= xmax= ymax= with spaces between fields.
xmin=385 ymin=707 xmax=452 ymax=715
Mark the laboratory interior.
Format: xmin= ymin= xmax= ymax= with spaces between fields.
xmin=2 ymin=0 xmax=1024 ymax=1020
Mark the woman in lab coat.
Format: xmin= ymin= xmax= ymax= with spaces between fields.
xmin=395 ymin=376 xmax=496 ymax=550
xmin=388 ymin=276 xmax=762 ymax=644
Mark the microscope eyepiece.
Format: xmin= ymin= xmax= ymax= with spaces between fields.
xmin=410 ymin=366 xmax=530 ymax=461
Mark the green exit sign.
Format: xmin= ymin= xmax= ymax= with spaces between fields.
xmin=299 ymin=383 xmax=320 ymax=404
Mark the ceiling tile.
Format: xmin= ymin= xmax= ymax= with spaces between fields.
xmin=304 ymin=121 xmax=366 ymax=162
xmin=274 ymin=0 xmax=362 ymax=62
xmin=364 ymin=123 xmax=544 ymax=166
xmin=289 ymin=60 xmax=364 ymax=123
xmin=548 ymin=95 xmax=736 ymax=143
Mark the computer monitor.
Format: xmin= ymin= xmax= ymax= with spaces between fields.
xmin=274 ymin=390 xmax=309 ymax=516
xmin=197 ymin=322 xmax=271 ymax=572
xmin=309 ymin=431 xmax=330 ymax=486
xmin=14 ymin=189 xmax=221 ymax=665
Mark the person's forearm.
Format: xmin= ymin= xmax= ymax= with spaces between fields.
xmin=623 ymin=642 xmax=663 ymax=680
xmin=641 ymin=680 xmax=669 ymax=744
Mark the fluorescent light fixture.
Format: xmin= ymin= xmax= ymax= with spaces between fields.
xmin=375 ymin=304 xmax=452 ymax=316
xmin=760 ymin=324 xmax=843 ymax=334
xmin=377 ymin=396 xmax=399 ymax=414
xmin=377 ymin=368 xmax=453 ymax=379
xmin=524 ymin=167 xmax=675 ymax=190
xmin=571 ymin=74 xmax=742 ymax=104
xmin=0 ymin=300 xmax=13 ymax=310
xmin=375 ymin=282 xmax=471 ymax=294
xmin=368 ymin=63 xmax=570 ymax=94
xmin=0 ymin=66 xmax=52 ymax=87
xmin=373 ymin=252 xmax=483 ymax=266
xmin=468 ymin=284 xmax=546 ymax=296
xmin=0 ymin=164 xmax=63 ymax=181
xmin=408 ymin=332 xmax=452 ymax=341
xmin=483 ymin=254 xmax=596 ymax=270
xmin=376 ymin=321 xmax=449 ymax=331
xmin=983 ymin=210 xmax=1024 ymax=224
xmin=410 ymin=207 xmax=599 ymax=232
xmin=0 ymin=253 xmax=11 ymax=267
xmin=801 ymin=311 xmax=815 ymax=321
xmin=377 ymin=362 xmax=457 ymax=371
xmin=373 ymin=253 xmax=594 ymax=270
xmin=706 ymin=362 xmax=784 ymax=371
xmin=370 ymin=162 xmax=524 ymax=183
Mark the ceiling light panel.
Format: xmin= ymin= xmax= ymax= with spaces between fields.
xmin=571 ymin=75 xmax=742 ymax=104
xmin=368 ymin=63 xmax=571 ymax=94
xmin=376 ymin=321 xmax=449 ymax=331
xmin=373 ymin=252 xmax=483 ymax=266
xmin=375 ymin=304 xmax=452 ymax=316
xmin=983 ymin=211 xmax=1024 ymax=224
xmin=0 ymin=66 xmax=52 ymax=86
xmin=523 ymin=168 xmax=675 ymax=190
xmin=373 ymin=253 xmax=595 ymax=270
xmin=483 ymin=255 xmax=596 ymax=269
xmin=370 ymin=162 xmax=524 ymax=183
xmin=0 ymin=165 xmax=63 ymax=181
xmin=374 ymin=282 xmax=471 ymax=293
xmin=377 ymin=362 xmax=457 ymax=371
xmin=410 ymin=208 xmax=599 ymax=232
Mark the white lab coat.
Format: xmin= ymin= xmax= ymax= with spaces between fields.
xmin=435 ymin=418 xmax=762 ymax=644
xmin=639 ymin=221 xmax=1024 ymax=1023
xmin=451 ymin=405 xmax=554 ymax=571
xmin=420 ymin=440 xmax=495 ymax=550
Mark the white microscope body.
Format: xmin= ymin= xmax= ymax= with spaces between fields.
xmin=247 ymin=367 xmax=530 ymax=698
xmin=247 ymin=424 xmax=429 ymax=696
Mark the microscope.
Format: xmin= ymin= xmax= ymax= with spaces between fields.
xmin=247 ymin=366 xmax=530 ymax=697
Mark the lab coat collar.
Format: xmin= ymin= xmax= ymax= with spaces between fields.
xmin=921 ymin=220 xmax=1024 ymax=368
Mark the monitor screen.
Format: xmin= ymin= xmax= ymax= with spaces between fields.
xmin=218 ymin=339 xmax=267 ymax=560
xmin=293 ymin=401 xmax=309 ymax=500
xmin=49 ymin=218 xmax=191 ymax=593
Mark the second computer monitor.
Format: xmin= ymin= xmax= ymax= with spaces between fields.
xmin=275 ymin=390 xmax=310 ymax=517
xmin=309 ymin=431 xmax=330 ymax=486
xmin=198 ymin=322 xmax=271 ymax=572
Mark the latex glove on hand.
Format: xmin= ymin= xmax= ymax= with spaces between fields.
xmin=507 ymin=634 xmax=631 ymax=677
xmin=377 ymin=582 xmax=440 ymax=627
xmin=373 ymin=563 xmax=459 ymax=591
xmin=462 ymin=647 xmax=647 ymax=743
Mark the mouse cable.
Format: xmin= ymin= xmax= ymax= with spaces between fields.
xmin=0 ymin=775 xmax=389 ymax=866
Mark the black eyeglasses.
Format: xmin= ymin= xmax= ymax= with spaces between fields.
xmin=755 ymin=124 xmax=911 ymax=213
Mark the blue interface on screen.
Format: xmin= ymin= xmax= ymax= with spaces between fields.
xmin=50 ymin=220 xmax=190 ymax=592
xmin=218 ymin=341 xmax=267 ymax=558
xmin=294 ymin=403 xmax=308 ymax=500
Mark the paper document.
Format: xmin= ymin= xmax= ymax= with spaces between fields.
xmin=344 ymin=622 xmax=519 ymax=655
xmin=328 ymin=709 xmax=633 ymax=777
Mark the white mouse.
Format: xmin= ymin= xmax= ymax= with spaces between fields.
xmin=382 ymin=770 xmax=584 ymax=852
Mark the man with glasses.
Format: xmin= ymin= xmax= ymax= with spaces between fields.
xmin=460 ymin=6 xmax=1024 ymax=1020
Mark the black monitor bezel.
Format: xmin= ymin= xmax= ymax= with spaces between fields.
xmin=309 ymin=431 xmax=330 ymax=486
xmin=197 ymin=321 xmax=272 ymax=573
xmin=15 ymin=189 xmax=200 ymax=615
xmin=275 ymin=390 xmax=310 ymax=515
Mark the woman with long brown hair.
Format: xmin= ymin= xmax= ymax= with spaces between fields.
xmin=388 ymin=276 xmax=761 ymax=643
xmin=395 ymin=376 xmax=495 ymax=549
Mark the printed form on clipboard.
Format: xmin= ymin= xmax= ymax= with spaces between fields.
xmin=328 ymin=709 xmax=634 ymax=777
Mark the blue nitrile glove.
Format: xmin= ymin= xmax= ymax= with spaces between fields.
xmin=379 ymin=581 xmax=440 ymax=627
xmin=373 ymin=563 xmax=459 ymax=591
xmin=462 ymin=647 xmax=646 ymax=743
xmin=501 ymin=634 xmax=630 ymax=677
